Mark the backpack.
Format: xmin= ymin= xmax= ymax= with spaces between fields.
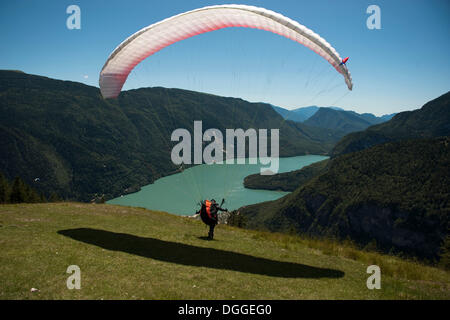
xmin=200 ymin=200 xmax=216 ymax=225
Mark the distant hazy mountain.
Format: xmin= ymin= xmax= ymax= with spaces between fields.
xmin=271 ymin=105 xmax=310 ymax=123
xmin=332 ymin=91 xmax=450 ymax=156
xmin=380 ymin=113 xmax=396 ymax=121
xmin=273 ymin=105 xmax=394 ymax=130
xmin=303 ymin=108 xmax=382 ymax=134
xmin=291 ymin=106 xmax=320 ymax=120
xmin=272 ymin=105 xmax=341 ymax=122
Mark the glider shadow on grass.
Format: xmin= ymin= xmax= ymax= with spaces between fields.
xmin=58 ymin=228 xmax=344 ymax=279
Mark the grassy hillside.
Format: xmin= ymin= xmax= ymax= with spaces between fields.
xmin=332 ymin=91 xmax=450 ymax=157
xmin=0 ymin=70 xmax=340 ymax=202
xmin=240 ymin=137 xmax=450 ymax=260
xmin=0 ymin=202 xmax=448 ymax=299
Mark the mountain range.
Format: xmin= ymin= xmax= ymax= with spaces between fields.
xmin=0 ymin=70 xmax=343 ymax=201
xmin=273 ymin=105 xmax=396 ymax=134
xmin=240 ymin=92 xmax=450 ymax=260
xmin=331 ymin=92 xmax=450 ymax=156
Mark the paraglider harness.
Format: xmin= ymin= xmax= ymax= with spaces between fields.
xmin=198 ymin=199 xmax=226 ymax=239
xmin=199 ymin=199 xmax=225 ymax=225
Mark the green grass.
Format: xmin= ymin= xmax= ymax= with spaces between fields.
xmin=0 ymin=203 xmax=448 ymax=299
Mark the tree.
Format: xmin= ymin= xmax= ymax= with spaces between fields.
xmin=439 ymin=235 xmax=450 ymax=270
xmin=0 ymin=173 xmax=9 ymax=203
xmin=39 ymin=192 xmax=47 ymax=203
xmin=24 ymin=183 xmax=41 ymax=203
xmin=48 ymin=192 xmax=62 ymax=202
xmin=9 ymin=177 xmax=27 ymax=203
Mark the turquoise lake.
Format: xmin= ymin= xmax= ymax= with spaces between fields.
xmin=108 ymin=155 xmax=328 ymax=215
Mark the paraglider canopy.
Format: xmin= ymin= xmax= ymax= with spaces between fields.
xmin=99 ymin=4 xmax=353 ymax=99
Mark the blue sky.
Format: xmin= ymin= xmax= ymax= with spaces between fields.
xmin=1 ymin=0 xmax=449 ymax=116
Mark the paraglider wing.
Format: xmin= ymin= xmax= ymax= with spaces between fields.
xmin=99 ymin=4 xmax=353 ymax=99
